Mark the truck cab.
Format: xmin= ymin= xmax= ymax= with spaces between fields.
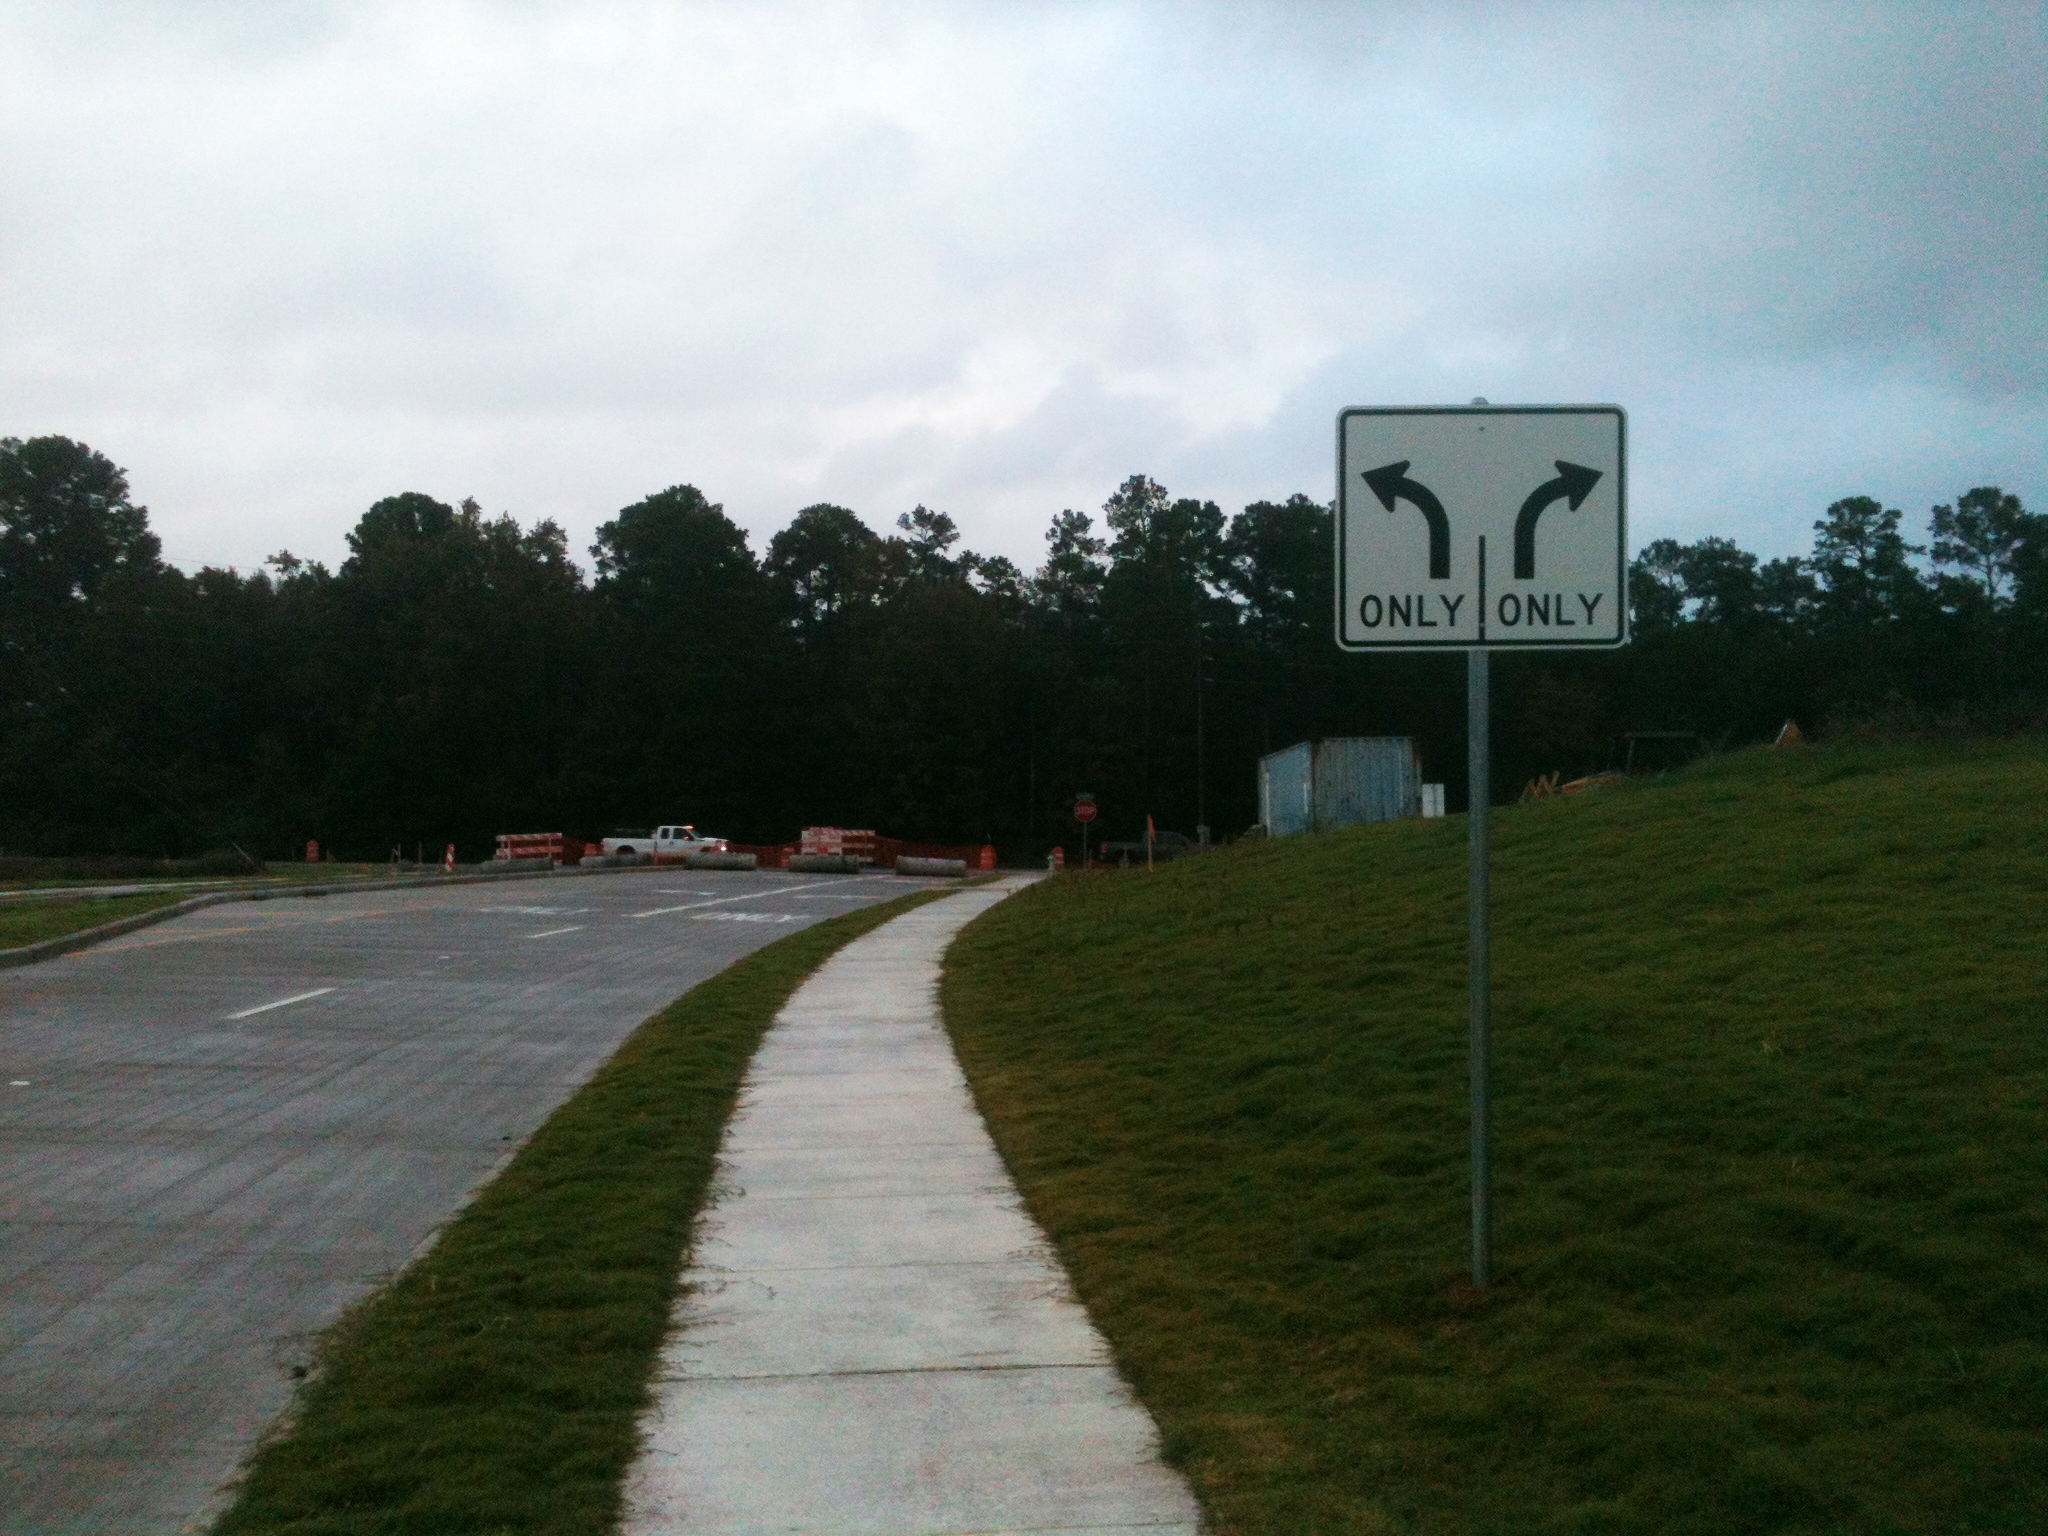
xmin=602 ymin=825 xmax=729 ymax=860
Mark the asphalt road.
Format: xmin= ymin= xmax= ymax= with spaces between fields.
xmin=0 ymin=865 xmax=935 ymax=1535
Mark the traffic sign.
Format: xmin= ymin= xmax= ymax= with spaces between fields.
xmin=1072 ymin=798 xmax=1097 ymax=824
xmin=1336 ymin=405 xmax=1626 ymax=650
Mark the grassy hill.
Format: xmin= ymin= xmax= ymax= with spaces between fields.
xmin=943 ymin=737 xmax=2048 ymax=1534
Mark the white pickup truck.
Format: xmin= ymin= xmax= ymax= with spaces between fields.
xmin=601 ymin=825 xmax=730 ymax=859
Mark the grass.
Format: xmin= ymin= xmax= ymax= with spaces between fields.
xmin=0 ymin=858 xmax=483 ymax=892
xmin=0 ymin=890 xmax=191 ymax=948
xmin=211 ymin=884 xmax=951 ymax=1536
xmin=941 ymin=735 xmax=2048 ymax=1535
xmin=0 ymin=849 xmax=268 ymax=885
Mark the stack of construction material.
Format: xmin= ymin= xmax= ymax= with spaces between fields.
xmin=493 ymin=833 xmax=588 ymax=866
xmin=685 ymin=851 xmax=758 ymax=870
xmin=896 ymin=856 xmax=967 ymax=878
xmin=870 ymin=835 xmax=984 ymax=867
xmin=799 ymin=827 xmax=877 ymax=861
xmin=788 ymin=853 xmax=863 ymax=873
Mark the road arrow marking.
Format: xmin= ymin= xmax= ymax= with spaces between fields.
xmin=1362 ymin=460 xmax=1451 ymax=579
xmin=1512 ymin=461 xmax=1602 ymax=580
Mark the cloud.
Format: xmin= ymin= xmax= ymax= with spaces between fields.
xmin=0 ymin=0 xmax=2040 ymax=578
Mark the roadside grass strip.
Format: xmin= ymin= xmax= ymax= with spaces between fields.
xmin=0 ymin=890 xmax=189 ymax=949
xmin=211 ymin=886 xmax=951 ymax=1536
xmin=942 ymin=736 xmax=2048 ymax=1535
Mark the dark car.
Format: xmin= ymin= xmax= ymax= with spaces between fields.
xmin=1095 ymin=830 xmax=1199 ymax=866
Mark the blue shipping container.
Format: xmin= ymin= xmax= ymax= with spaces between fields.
xmin=1258 ymin=737 xmax=1420 ymax=835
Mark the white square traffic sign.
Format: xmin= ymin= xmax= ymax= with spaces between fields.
xmin=1336 ymin=405 xmax=1627 ymax=650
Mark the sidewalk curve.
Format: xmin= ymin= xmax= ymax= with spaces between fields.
xmin=625 ymin=876 xmax=1202 ymax=1535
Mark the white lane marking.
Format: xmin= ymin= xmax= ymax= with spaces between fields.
xmin=628 ymin=877 xmax=867 ymax=918
xmin=480 ymin=906 xmax=592 ymax=916
xmin=691 ymin=912 xmax=803 ymax=923
xmin=8 ymin=1080 xmax=28 ymax=1088
xmin=527 ymin=925 xmax=585 ymax=939
xmin=793 ymin=893 xmax=874 ymax=900
xmin=228 ymin=987 xmax=335 ymax=1019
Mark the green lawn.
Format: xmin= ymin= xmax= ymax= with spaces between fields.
xmin=212 ymin=886 xmax=950 ymax=1536
xmin=942 ymin=737 xmax=2048 ymax=1534
xmin=0 ymin=891 xmax=189 ymax=949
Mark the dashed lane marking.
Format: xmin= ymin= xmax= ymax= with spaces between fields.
xmin=526 ymin=926 xmax=586 ymax=939
xmin=228 ymin=987 xmax=335 ymax=1019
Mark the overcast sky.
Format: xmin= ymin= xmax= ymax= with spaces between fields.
xmin=3 ymin=1 xmax=2042 ymax=579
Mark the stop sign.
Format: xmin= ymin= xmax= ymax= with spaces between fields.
xmin=1073 ymin=798 xmax=1097 ymax=824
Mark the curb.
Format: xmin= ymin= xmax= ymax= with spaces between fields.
xmin=0 ymin=862 xmax=655 ymax=972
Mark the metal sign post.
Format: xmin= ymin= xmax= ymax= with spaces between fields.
xmin=1335 ymin=404 xmax=1627 ymax=1287
xmin=1467 ymin=645 xmax=1492 ymax=1285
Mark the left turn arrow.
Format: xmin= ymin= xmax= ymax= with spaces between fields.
xmin=1363 ymin=461 xmax=1451 ymax=579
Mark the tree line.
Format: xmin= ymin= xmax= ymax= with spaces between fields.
xmin=3 ymin=433 xmax=2042 ymax=861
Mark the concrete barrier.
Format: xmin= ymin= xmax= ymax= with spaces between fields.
xmin=896 ymin=856 xmax=967 ymax=878
xmin=686 ymin=851 xmax=759 ymax=871
xmin=787 ymin=854 xmax=863 ymax=874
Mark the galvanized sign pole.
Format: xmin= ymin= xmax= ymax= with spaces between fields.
xmin=1336 ymin=404 xmax=1626 ymax=1290
xmin=1467 ymin=645 xmax=1492 ymax=1286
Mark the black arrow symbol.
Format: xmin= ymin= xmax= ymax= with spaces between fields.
xmin=1513 ymin=461 xmax=1602 ymax=580
xmin=1362 ymin=461 xmax=1450 ymax=579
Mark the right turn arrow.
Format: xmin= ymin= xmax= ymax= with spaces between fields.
xmin=1513 ymin=461 xmax=1602 ymax=580
xmin=1363 ymin=460 xmax=1451 ymax=579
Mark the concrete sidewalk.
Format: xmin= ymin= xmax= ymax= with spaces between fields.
xmin=625 ymin=877 xmax=1201 ymax=1536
